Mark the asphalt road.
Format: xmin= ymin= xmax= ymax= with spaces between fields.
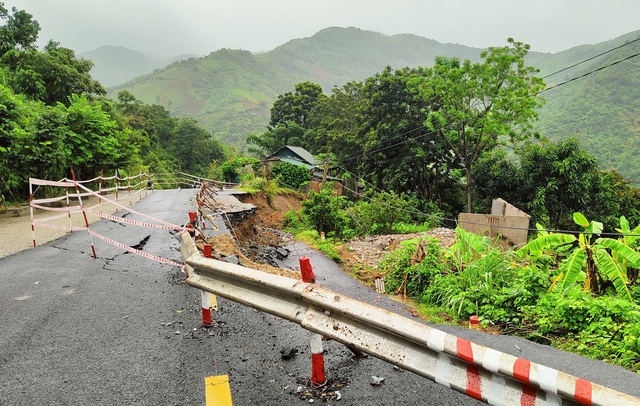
xmin=1 ymin=188 xmax=638 ymax=405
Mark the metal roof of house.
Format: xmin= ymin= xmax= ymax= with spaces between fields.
xmin=279 ymin=157 xmax=317 ymax=170
xmin=268 ymin=145 xmax=317 ymax=166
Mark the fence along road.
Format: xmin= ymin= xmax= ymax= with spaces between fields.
xmin=179 ymin=231 xmax=640 ymax=406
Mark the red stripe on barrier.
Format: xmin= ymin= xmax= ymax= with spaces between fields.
xmin=513 ymin=358 xmax=531 ymax=383
xmin=456 ymin=337 xmax=474 ymax=363
xmin=521 ymin=384 xmax=537 ymax=406
xmin=574 ymin=378 xmax=592 ymax=405
xmin=465 ymin=364 xmax=482 ymax=400
xmin=311 ymin=353 xmax=325 ymax=385
xmin=202 ymin=307 xmax=212 ymax=326
xmin=299 ymin=256 xmax=316 ymax=283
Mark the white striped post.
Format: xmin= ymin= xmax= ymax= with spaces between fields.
xmin=201 ymin=244 xmax=217 ymax=327
xmin=29 ymin=180 xmax=36 ymax=247
xmin=300 ymin=256 xmax=325 ymax=385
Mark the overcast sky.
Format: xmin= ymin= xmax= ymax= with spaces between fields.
xmin=6 ymin=0 xmax=640 ymax=58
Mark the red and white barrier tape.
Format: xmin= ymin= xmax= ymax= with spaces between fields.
xmin=31 ymin=203 xmax=82 ymax=212
xmin=32 ymin=211 xmax=75 ymax=223
xmin=87 ymin=210 xmax=183 ymax=231
xmin=29 ymin=178 xmax=75 ymax=187
xmin=32 ymin=222 xmax=88 ymax=232
xmin=88 ymin=230 xmax=183 ymax=267
xmin=31 ymin=195 xmax=71 ymax=204
xmin=74 ymin=182 xmax=183 ymax=230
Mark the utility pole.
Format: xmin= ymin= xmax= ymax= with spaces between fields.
xmin=322 ymin=154 xmax=329 ymax=187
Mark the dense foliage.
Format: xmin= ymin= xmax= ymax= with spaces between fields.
xmin=409 ymin=39 xmax=546 ymax=211
xmin=376 ymin=223 xmax=640 ymax=371
xmin=0 ymin=5 xmax=226 ymax=203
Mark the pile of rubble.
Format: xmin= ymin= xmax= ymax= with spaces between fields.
xmin=346 ymin=228 xmax=457 ymax=269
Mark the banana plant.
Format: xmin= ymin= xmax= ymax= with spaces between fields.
xmin=517 ymin=213 xmax=640 ymax=301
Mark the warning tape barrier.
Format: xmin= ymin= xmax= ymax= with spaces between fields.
xmin=28 ymin=172 xmax=185 ymax=268
xmin=32 ymin=211 xmax=76 ymax=223
xmin=33 ymin=222 xmax=87 ymax=232
xmin=179 ymin=232 xmax=640 ymax=406
xmin=87 ymin=210 xmax=184 ymax=231
xmin=74 ymin=182 xmax=183 ymax=230
xmin=89 ymin=230 xmax=182 ymax=267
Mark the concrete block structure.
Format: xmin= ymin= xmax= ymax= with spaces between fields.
xmin=458 ymin=198 xmax=530 ymax=250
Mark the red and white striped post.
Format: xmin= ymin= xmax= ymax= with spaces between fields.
xmin=299 ymin=256 xmax=325 ymax=385
xmin=29 ymin=180 xmax=36 ymax=247
xmin=200 ymin=244 xmax=217 ymax=327
xmin=71 ymin=170 xmax=97 ymax=259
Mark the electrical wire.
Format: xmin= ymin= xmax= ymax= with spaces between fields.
xmin=334 ymin=164 xmax=640 ymax=238
xmin=540 ymin=36 xmax=640 ymax=80
xmin=538 ymin=51 xmax=640 ymax=94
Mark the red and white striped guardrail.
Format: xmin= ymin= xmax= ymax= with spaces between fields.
xmin=178 ymin=231 xmax=640 ymax=406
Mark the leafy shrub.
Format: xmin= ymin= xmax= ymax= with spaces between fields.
xmin=221 ymin=157 xmax=260 ymax=183
xmin=301 ymin=183 xmax=349 ymax=238
xmin=381 ymin=237 xmax=446 ymax=297
xmin=271 ymin=162 xmax=311 ymax=190
xmin=531 ymin=292 xmax=640 ymax=369
xmin=282 ymin=209 xmax=305 ymax=231
xmin=424 ymin=248 xmax=514 ymax=319
xmin=295 ymin=229 xmax=341 ymax=262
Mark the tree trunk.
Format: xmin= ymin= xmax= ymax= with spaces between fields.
xmin=466 ymin=167 xmax=473 ymax=212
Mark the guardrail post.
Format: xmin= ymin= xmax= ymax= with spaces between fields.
xmin=299 ymin=256 xmax=316 ymax=283
xmin=300 ymin=257 xmax=324 ymax=385
xmin=200 ymin=244 xmax=217 ymax=327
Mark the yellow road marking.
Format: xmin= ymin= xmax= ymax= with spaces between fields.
xmin=205 ymin=375 xmax=233 ymax=406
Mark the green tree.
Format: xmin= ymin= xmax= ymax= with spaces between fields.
xmin=269 ymin=81 xmax=326 ymax=130
xmin=410 ymin=39 xmax=545 ymax=212
xmin=246 ymin=121 xmax=305 ymax=156
xmin=306 ymin=81 xmax=365 ymax=160
xmin=0 ymin=3 xmax=40 ymax=55
xmin=271 ymin=161 xmax=311 ymax=190
xmin=359 ymin=66 xmax=461 ymax=211
xmin=520 ymin=138 xmax=604 ymax=230
xmin=64 ymin=95 xmax=127 ymax=178
xmin=172 ymin=118 xmax=224 ymax=174
xmin=302 ymin=184 xmax=349 ymax=237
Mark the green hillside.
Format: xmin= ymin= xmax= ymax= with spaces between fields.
xmin=533 ymin=31 xmax=640 ymax=182
xmin=109 ymin=27 xmax=485 ymax=149
xmin=110 ymin=27 xmax=640 ymax=181
xmin=80 ymin=46 xmax=197 ymax=87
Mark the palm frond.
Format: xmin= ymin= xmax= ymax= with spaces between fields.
xmin=594 ymin=249 xmax=633 ymax=302
xmin=556 ymin=249 xmax=585 ymax=294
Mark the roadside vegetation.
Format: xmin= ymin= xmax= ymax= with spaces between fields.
xmin=261 ymin=180 xmax=640 ymax=372
xmin=3 ymin=3 xmax=640 ymax=372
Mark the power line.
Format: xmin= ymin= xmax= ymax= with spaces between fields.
xmin=333 ymin=164 xmax=640 ymax=238
xmin=541 ymin=36 xmax=640 ymax=80
xmin=539 ymin=51 xmax=640 ymax=94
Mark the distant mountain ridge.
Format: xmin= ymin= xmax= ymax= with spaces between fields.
xmin=79 ymin=46 xmax=197 ymax=87
xmin=106 ymin=27 xmax=497 ymax=147
xmin=100 ymin=26 xmax=640 ymax=181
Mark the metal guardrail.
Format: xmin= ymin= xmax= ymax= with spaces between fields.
xmin=179 ymin=231 xmax=640 ymax=406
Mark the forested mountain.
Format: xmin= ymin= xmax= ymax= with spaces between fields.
xmin=109 ymin=27 xmax=484 ymax=148
xmin=79 ymin=46 xmax=196 ymax=87
xmin=109 ymin=26 xmax=640 ymax=181
xmin=531 ymin=31 xmax=640 ymax=182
